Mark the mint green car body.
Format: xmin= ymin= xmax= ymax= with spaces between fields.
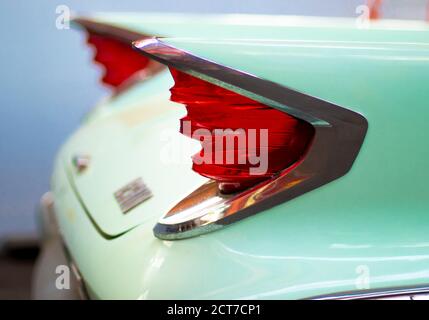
xmin=47 ymin=13 xmax=429 ymax=299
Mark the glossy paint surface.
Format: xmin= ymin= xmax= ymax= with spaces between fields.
xmin=52 ymin=16 xmax=429 ymax=299
xmin=88 ymin=13 xmax=429 ymax=42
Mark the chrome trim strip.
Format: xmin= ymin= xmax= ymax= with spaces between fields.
xmin=134 ymin=38 xmax=368 ymax=240
xmin=309 ymin=285 xmax=429 ymax=300
xmin=73 ymin=18 xmax=148 ymax=43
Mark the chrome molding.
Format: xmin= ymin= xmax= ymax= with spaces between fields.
xmin=73 ymin=18 xmax=148 ymax=43
xmin=133 ymin=38 xmax=368 ymax=240
xmin=309 ymin=285 xmax=429 ymax=300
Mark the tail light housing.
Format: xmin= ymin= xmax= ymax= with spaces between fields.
xmin=133 ymin=38 xmax=367 ymax=240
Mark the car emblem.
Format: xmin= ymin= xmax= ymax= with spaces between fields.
xmin=114 ymin=178 xmax=152 ymax=213
xmin=72 ymin=154 xmax=90 ymax=173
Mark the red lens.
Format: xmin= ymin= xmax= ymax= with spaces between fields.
xmin=169 ymin=68 xmax=314 ymax=193
xmin=369 ymin=0 xmax=383 ymax=20
xmin=87 ymin=33 xmax=150 ymax=88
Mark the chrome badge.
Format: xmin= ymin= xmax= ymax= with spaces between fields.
xmin=114 ymin=178 xmax=152 ymax=213
xmin=72 ymin=154 xmax=90 ymax=173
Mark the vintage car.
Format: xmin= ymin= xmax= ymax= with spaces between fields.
xmin=32 ymin=12 xmax=429 ymax=299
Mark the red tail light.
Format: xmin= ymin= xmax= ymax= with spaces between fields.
xmin=86 ymin=33 xmax=151 ymax=88
xmin=169 ymin=68 xmax=314 ymax=193
xmin=368 ymin=0 xmax=383 ymax=20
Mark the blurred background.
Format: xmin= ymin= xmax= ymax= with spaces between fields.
xmin=0 ymin=0 xmax=427 ymax=299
